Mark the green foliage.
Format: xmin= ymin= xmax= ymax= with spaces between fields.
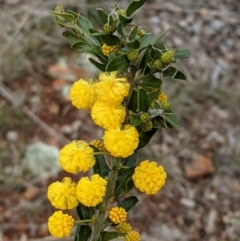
xmin=50 ymin=1 xmax=190 ymax=241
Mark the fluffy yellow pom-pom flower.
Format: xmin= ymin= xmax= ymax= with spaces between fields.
xmin=76 ymin=174 xmax=107 ymax=207
xmin=124 ymin=231 xmax=140 ymax=241
xmin=91 ymin=101 xmax=126 ymax=130
xmin=90 ymin=139 xmax=105 ymax=152
xmin=95 ymin=71 xmax=130 ymax=104
xmin=158 ymin=91 xmax=168 ymax=102
xmin=59 ymin=140 xmax=95 ymax=174
xmin=69 ymin=78 xmax=96 ymax=109
xmin=109 ymin=206 xmax=127 ymax=224
xmin=47 ymin=177 xmax=78 ymax=210
xmin=103 ymin=125 xmax=139 ymax=158
xmin=117 ymin=222 xmax=132 ymax=233
xmin=132 ymin=160 xmax=167 ymax=194
xmin=48 ymin=211 xmax=74 ymax=238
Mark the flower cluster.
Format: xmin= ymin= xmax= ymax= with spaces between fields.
xmin=48 ymin=0 xmax=190 ymax=239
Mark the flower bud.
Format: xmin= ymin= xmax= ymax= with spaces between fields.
xmin=140 ymin=121 xmax=153 ymax=132
xmin=140 ymin=112 xmax=151 ymax=123
xmin=137 ymin=29 xmax=146 ymax=36
xmin=127 ymin=49 xmax=139 ymax=62
xmin=153 ymin=59 xmax=163 ymax=70
xmin=160 ymin=100 xmax=171 ymax=111
xmin=117 ymin=9 xmax=126 ymax=16
xmin=160 ymin=50 xmax=175 ymax=64
xmin=103 ymin=23 xmax=116 ymax=34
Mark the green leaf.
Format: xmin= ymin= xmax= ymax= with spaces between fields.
xmin=174 ymin=49 xmax=191 ymax=60
xmin=89 ymin=58 xmax=106 ymax=71
xmin=129 ymin=114 xmax=142 ymax=126
xmin=126 ymin=0 xmax=147 ymax=16
xmin=72 ymin=41 xmax=103 ymax=58
xmin=74 ymin=225 xmax=92 ymax=241
xmin=123 ymin=152 xmax=138 ymax=168
xmin=127 ymin=87 xmax=149 ymax=112
xmin=67 ymin=10 xmax=93 ymax=35
xmin=164 ymin=109 xmax=180 ymax=128
xmin=118 ymin=14 xmax=133 ymax=24
xmin=97 ymin=8 xmax=108 ymax=24
xmin=147 ymin=88 xmax=161 ymax=105
xmin=63 ymin=31 xmax=81 ymax=45
xmin=127 ymin=39 xmax=140 ymax=49
xmin=54 ymin=12 xmax=75 ymax=27
xmin=137 ymin=128 xmax=157 ymax=149
xmin=76 ymin=203 xmax=95 ymax=220
xmin=162 ymin=67 xmax=186 ymax=80
xmin=138 ymin=88 xmax=149 ymax=112
xmin=114 ymin=167 xmax=135 ymax=197
xmin=140 ymin=29 xmax=170 ymax=50
xmin=129 ymin=26 xmax=137 ymax=40
xmin=106 ymin=55 xmax=129 ymax=72
xmin=100 ymin=34 xmax=120 ymax=46
xmin=142 ymin=75 xmax=162 ymax=89
xmin=117 ymin=196 xmax=139 ymax=211
xmin=138 ymin=44 xmax=154 ymax=70
xmin=116 ymin=22 xmax=125 ymax=37
xmin=91 ymin=146 xmax=110 ymax=177
xmin=101 ymin=231 xmax=120 ymax=241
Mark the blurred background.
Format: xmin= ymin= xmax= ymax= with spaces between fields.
xmin=0 ymin=0 xmax=240 ymax=240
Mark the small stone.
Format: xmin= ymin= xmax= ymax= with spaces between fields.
xmin=184 ymin=155 xmax=215 ymax=179
xmin=6 ymin=130 xmax=19 ymax=142
xmin=23 ymin=187 xmax=38 ymax=200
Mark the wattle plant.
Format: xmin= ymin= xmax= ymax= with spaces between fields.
xmin=47 ymin=1 xmax=190 ymax=240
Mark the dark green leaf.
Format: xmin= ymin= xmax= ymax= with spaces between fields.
xmin=129 ymin=114 xmax=142 ymax=126
xmin=142 ymin=75 xmax=162 ymax=89
xmin=127 ymin=88 xmax=149 ymax=112
xmin=164 ymin=109 xmax=180 ymax=128
xmin=114 ymin=167 xmax=135 ymax=197
xmin=89 ymin=58 xmax=106 ymax=71
xmin=137 ymin=128 xmax=157 ymax=149
xmin=127 ymin=39 xmax=140 ymax=49
xmin=74 ymin=225 xmax=92 ymax=241
xmin=91 ymin=146 xmax=110 ymax=177
xmin=106 ymin=55 xmax=129 ymax=71
xmin=163 ymin=67 xmax=186 ymax=80
xmin=116 ymin=22 xmax=125 ymax=36
xmin=174 ymin=49 xmax=191 ymax=60
xmin=138 ymin=45 xmax=154 ymax=69
xmin=100 ymin=34 xmax=120 ymax=46
xmin=89 ymin=29 xmax=103 ymax=44
xmin=101 ymin=231 xmax=120 ymax=241
xmin=129 ymin=26 xmax=138 ymax=40
xmin=123 ymin=152 xmax=138 ymax=168
xmin=118 ymin=14 xmax=133 ymax=24
xmin=118 ymin=196 xmax=139 ymax=211
xmin=147 ymin=88 xmax=161 ymax=105
xmin=97 ymin=8 xmax=108 ymax=24
xmin=126 ymin=0 xmax=147 ymax=16
xmin=76 ymin=203 xmax=95 ymax=220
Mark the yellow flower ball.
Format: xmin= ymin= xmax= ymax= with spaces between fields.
xmin=69 ymin=78 xmax=96 ymax=109
xmin=124 ymin=231 xmax=140 ymax=241
xmin=91 ymin=101 xmax=126 ymax=130
xmin=47 ymin=177 xmax=78 ymax=210
xmin=117 ymin=222 xmax=132 ymax=233
xmin=102 ymin=43 xmax=118 ymax=56
xmin=103 ymin=125 xmax=139 ymax=158
xmin=59 ymin=140 xmax=95 ymax=173
xmin=90 ymin=139 xmax=105 ymax=152
xmin=48 ymin=211 xmax=74 ymax=238
xmin=158 ymin=91 xmax=168 ymax=102
xmin=95 ymin=71 xmax=130 ymax=104
xmin=132 ymin=160 xmax=167 ymax=195
xmin=76 ymin=174 xmax=107 ymax=207
xmin=109 ymin=206 xmax=127 ymax=224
